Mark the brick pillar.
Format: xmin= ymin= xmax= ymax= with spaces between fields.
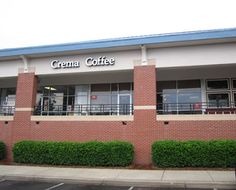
xmin=8 ymin=72 xmax=37 ymax=161
xmin=133 ymin=65 xmax=156 ymax=165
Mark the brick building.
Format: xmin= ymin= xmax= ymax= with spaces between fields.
xmin=0 ymin=28 xmax=236 ymax=165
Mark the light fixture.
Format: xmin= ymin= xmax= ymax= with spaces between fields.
xmin=44 ymin=87 xmax=56 ymax=91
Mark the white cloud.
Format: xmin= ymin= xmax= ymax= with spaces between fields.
xmin=0 ymin=0 xmax=235 ymax=49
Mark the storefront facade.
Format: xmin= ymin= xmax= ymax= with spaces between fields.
xmin=0 ymin=28 xmax=236 ymax=165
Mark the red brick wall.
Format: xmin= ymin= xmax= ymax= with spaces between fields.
xmin=156 ymin=121 xmax=236 ymax=140
xmin=0 ymin=121 xmax=12 ymax=164
xmin=15 ymin=73 xmax=38 ymax=109
xmin=134 ymin=65 xmax=156 ymax=106
xmin=1 ymin=68 xmax=236 ymax=166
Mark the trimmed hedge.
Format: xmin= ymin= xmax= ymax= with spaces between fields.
xmin=13 ymin=140 xmax=134 ymax=166
xmin=0 ymin=141 xmax=6 ymax=160
xmin=152 ymin=140 xmax=236 ymax=168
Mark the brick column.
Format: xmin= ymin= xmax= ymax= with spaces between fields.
xmin=133 ymin=65 xmax=156 ymax=165
xmin=7 ymin=72 xmax=38 ymax=161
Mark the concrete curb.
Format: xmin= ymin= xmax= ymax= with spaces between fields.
xmin=1 ymin=174 xmax=236 ymax=189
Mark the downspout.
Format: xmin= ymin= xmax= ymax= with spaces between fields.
xmin=141 ymin=45 xmax=147 ymax=65
xmin=20 ymin=55 xmax=28 ymax=73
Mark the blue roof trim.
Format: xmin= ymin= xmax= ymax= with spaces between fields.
xmin=0 ymin=28 xmax=236 ymax=58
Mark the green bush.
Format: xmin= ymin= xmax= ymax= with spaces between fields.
xmin=13 ymin=140 xmax=134 ymax=166
xmin=152 ymin=140 xmax=236 ymax=168
xmin=0 ymin=141 xmax=6 ymax=160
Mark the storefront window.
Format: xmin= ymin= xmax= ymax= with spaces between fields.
xmin=36 ymin=83 xmax=133 ymax=115
xmin=157 ymin=80 xmax=201 ymax=113
xmin=36 ymin=86 xmax=75 ymax=115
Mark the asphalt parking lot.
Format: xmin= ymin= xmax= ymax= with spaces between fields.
xmin=0 ymin=179 xmax=228 ymax=190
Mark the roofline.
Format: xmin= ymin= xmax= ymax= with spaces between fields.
xmin=0 ymin=27 xmax=236 ymax=58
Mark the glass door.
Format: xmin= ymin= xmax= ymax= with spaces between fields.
xmin=118 ymin=94 xmax=131 ymax=115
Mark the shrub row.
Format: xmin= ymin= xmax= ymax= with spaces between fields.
xmin=13 ymin=140 xmax=134 ymax=166
xmin=152 ymin=140 xmax=236 ymax=168
xmin=0 ymin=141 xmax=6 ymax=160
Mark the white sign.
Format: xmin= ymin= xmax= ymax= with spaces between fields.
xmin=85 ymin=56 xmax=115 ymax=67
xmin=51 ymin=56 xmax=115 ymax=69
xmin=51 ymin=60 xmax=80 ymax=69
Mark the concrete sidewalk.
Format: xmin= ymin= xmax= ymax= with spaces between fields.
xmin=0 ymin=165 xmax=235 ymax=189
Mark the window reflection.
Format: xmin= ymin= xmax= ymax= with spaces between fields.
xmin=157 ymin=80 xmax=201 ymax=114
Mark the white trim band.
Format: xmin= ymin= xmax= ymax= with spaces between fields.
xmin=157 ymin=114 xmax=236 ymax=121
xmin=31 ymin=115 xmax=134 ymax=121
xmin=0 ymin=116 xmax=14 ymax=121
xmin=134 ymin=105 xmax=156 ymax=110
xmin=15 ymin=107 xmax=34 ymax=112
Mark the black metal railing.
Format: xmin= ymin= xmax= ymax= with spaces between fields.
xmin=0 ymin=106 xmax=15 ymax=116
xmin=34 ymin=104 xmax=134 ymax=116
xmin=157 ymin=102 xmax=236 ymax=115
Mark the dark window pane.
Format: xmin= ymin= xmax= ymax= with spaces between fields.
xmin=119 ymin=83 xmax=130 ymax=91
xmin=68 ymin=86 xmax=75 ymax=95
xmin=178 ymin=80 xmax=201 ymax=89
xmin=207 ymin=80 xmax=228 ymax=90
xmin=6 ymin=88 xmax=16 ymax=94
xmin=234 ymin=93 xmax=236 ymax=106
xmin=111 ymin=83 xmax=118 ymax=92
xmin=91 ymin=84 xmax=110 ymax=92
xmin=208 ymin=93 xmax=229 ymax=107
xmin=37 ymin=86 xmax=44 ymax=94
xmin=233 ymin=80 xmax=236 ymax=89
xmin=157 ymin=81 xmax=176 ymax=92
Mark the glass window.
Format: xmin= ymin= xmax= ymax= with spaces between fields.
xmin=119 ymin=83 xmax=130 ymax=93
xmin=178 ymin=89 xmax=201 ymax=103
xmin=68 ymin=86 xmax=75 ymax=95
xmin=161 ymin=89 xmax=177 ymax=112
xmin=91 ymin=84 xmax=110 ymax=92
xmin=207 ymin=93 xmax=229 ymax=107
xmin=111 ymin=83 xmax=118 ymax=93
xmin=178 ymin=80 xmax=201 ymax=89
xmin=91 ymin=84 xmax=111 ymax=105
xmin=207 ymin=79 xmax=229 ymax=90
xmin=233 ymin=79 xmax=236 ymax=89
xmin=0 ymin=88 xmax=16 ymax=107
xmin=178 ymin=89 xmax=201 ymax=112
xmin=234 ymin=93 xmax=236 ymax=107
xmin=157 ymin=81 xmax=176 ymax=93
